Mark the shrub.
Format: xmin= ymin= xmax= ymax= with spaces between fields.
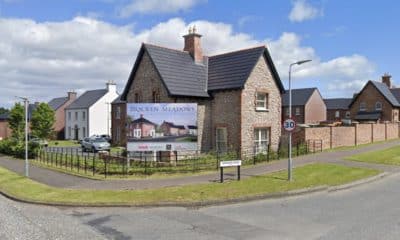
xmin=0 ymin=139 xmax=39 ymax=159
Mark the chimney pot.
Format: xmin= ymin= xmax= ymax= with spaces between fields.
xmin=382 ymin=73 xmax=392 ymax=88
xmin=67 ymin=91 xmax=77 ymax=100
xmin=183 ymin=28 xmax=203 ymax=63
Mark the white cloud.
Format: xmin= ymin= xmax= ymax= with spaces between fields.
xmin=289 ymin=0 xmax=323 ymax=22
xmin=0 ymin=17 xmax=375 ymax=108
xmin=119 ymin=0 xmax=205 ymax=17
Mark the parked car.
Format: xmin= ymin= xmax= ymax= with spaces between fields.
xmin=100 ymin=134 xmax=112 ymax=143
xmin=29 ymin=138 xmax=49 ymax=147
xmin=81 ymin=137 xmax=110 ymax=152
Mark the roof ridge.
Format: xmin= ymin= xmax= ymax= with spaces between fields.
xmin=209 ymin=45 xmax=265 ymax=58
xmin=144 ymin=43 xmax=188 ymax=54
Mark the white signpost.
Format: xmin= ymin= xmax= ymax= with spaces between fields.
xmin=219 ymin=160 xmax=242 ymax=183
xmin=283 ymin=118 xmax=296 ymax=132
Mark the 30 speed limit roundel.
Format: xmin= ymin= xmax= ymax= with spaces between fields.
xmin=283 ymin=118 xmax=296 ymax=132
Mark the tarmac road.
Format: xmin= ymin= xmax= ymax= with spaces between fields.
xmin=2 ymin=171 xmax=400 ymax=239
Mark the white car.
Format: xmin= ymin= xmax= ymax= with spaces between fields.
xmin=81 ymin=137 xmax=110 ymax=152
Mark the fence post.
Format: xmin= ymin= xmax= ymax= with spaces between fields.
xmin=313 ymin=140 xmax=316 ymax=154
xmin=296 ymin=143 xmax=299 ymax=156
xmin=267 ymin=144 xmax=270 ymax=162
xmin=144 ymin=156 xmax=148 ymax=175
xmin=77 ymin=154 xmax=80 ymax=172
xmin=104 ymin=158 xmax=107 ymax=178
xmin=253 ymin=146 xmax=256 ymax=165
xmin=92 ymin=154 xmax=95 ymax=176
xmin=84 ymin=155 xmax=87 ymax=174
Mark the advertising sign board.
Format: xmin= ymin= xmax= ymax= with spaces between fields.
xmin=126 ymin=103 xmax=198 ymax=151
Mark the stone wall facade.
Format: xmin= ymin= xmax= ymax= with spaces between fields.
xmin=294 ymin=123 xmax=400 ymax=150
xmin=241 ymin=55 xmax=281 ymax=152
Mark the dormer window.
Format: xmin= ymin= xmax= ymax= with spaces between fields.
xmin=375 ymin=101 xmax=382 ymax=111
xmin=360 ymin=102 xmax=366 ymax=111
xmin=256 ymin=92 xmax=268 ymax=111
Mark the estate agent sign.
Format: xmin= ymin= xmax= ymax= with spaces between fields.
xmin=126 ymin=103 xmax=198 ymax=151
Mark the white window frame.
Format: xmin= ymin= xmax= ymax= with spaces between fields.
xmin=375 ymin=101 xmax=382 ymax=111
xmin=82 ymin=127 xmax=86 ymax=138
xmin=116 ymin=106 xmax=121 ymax=120
xmin=75 ymin=111 xmax=78 ymax=121
xmin=82 ymin=111 xmax=86 ymax=121
xmin=68 ymin=112 xmax=71 ymax=121
xmin=345 ymin=111 xmax=351 ymax=118
xmin=134 ymin=128 xmax=141 ymax=138
xmin=68 ymin=127 xmax=71 ymax=138
xmin=254 ymin=128 xmax=270 ymax=154
xmin=255 ymin=92 xmax=268 ymax=111
xmin=295 ymin=107 xmax=301 ymax=116
xmin=216 ymin=127 xmax=228 ymax=153
xmin=360 ymin=102 xmax=366 ymax=111
xmin=335 ymin=111 xmax=340 ymax=118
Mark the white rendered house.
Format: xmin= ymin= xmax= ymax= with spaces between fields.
xmin=65 ymin=82 xmax=119 ymax=140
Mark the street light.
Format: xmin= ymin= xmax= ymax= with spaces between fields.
xmin=288 ymin=59 xmax=312 ymax=181
xmin=16 ymin=96 xmax=29 ymax=178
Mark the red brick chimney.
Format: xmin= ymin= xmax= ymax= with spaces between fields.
xmin=382 ymin=73 xmax=392 ymax=88
xmin=67 ymin=91 xmax=77 ymax=100
xmin=183 ymin=26 xmax=203 ymax=63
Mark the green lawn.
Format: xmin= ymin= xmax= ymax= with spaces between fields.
xmin=0 ymin=163 xmax=379 ymax=205
xmin=48 ymin=140 xmax=80 ymax=147
xmin=346 ymin=145 xmax=400 ymax=165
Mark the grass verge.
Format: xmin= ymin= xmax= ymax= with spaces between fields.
xmin=48 ymin=140 xmax=80 ymax=147
xmin=346 ymin=145 xmax=400 ymax=165
xmin=0 ymin=163 xmax=379 ymax=205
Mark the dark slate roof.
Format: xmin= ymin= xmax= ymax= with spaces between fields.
xmin=390 ymin=88 xmax=400 ymax=102
xmin=354 ymin=111 xmax=381 ymax=121
xmin=121 ymin=43 xmax=284 ymax=100
xmin=0 ymin=112 xmax=9 ymax=121
xmin=66 ymin=89 xmax=107 ymax=110
xmin=208 ymin=46 xmax=278 ymax=90
xmin=131 ymin=116 xmax=156 ymax=126
xmin=144 ymin=44 xmax=209 ymax=97
xmin=48 ymin=97 xmax=68 ymax=110
xmin=370 ymin=81 xmax=400 ymax=107
xmin=323 ymin=98 xmax=352 ymax=110
xmin=349 ymin=81 xmax=400 ymax=108
xmin=282 ymin=88 xmax=317 ymax=107
xmin=111 ymin=95 xmax=125 ymax=104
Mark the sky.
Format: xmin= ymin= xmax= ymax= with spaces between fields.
xmin=0 ymin=0 xmax=399 ymax=108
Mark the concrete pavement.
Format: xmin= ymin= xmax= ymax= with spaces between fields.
xmin=0 ymin=139 xmax=399 ymax=190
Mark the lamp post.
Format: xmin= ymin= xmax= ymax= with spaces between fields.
xmin=17 ymin=96 xmax=29 ymax=178
xmin=288 ymin=59 xmax=312 ymax=181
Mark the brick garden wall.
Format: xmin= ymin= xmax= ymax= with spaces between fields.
xmin=294 ymin=123 xmax=400 ymax=150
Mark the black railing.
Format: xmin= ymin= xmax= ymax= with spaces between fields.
xmin=34 ymin=141 xmax=320 ymax=178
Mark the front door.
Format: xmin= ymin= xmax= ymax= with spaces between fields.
xmin=74 ymin=125 xmax=79 ymax=140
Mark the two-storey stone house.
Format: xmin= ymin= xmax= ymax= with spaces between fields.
xmin=117 ymin=30 xmax=285 ymax=154
xmin=349 ymin=74 xmax=400 ymax=122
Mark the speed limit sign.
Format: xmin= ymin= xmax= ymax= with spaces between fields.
xmin=283 ymin=118 xmax=296 ymax=132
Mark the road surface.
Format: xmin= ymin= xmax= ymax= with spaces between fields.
xmin=2 ymin=171 xmax=400 ymax=239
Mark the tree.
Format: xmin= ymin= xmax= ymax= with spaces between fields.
xmin=31 ymin=103 xmax=55 ymax=139
xmin=9 ymin=103 xmax=25 ymax=142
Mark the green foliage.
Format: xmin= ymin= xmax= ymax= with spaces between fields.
xmin=0 ymin=139 xmax=39 ymax=159
xmin=30 ymin=103 xmax=55 ymax=140
xmin=8 ymin=103 xmax=25 ymax=142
